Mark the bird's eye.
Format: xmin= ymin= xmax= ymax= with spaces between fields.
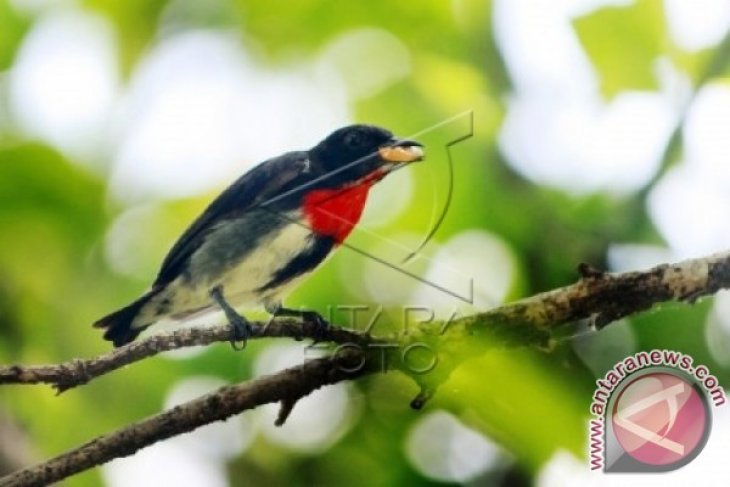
xmin=344 ymin=132 xmax=365 ymax=148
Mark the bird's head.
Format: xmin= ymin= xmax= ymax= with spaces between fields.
xmin=309 ymin=124 xmax=424 ymax=186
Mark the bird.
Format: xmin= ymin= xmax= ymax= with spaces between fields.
xmin=94 ymin=124 xmax=424 ymax=348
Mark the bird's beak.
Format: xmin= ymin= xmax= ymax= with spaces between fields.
xmin=378 ymin=139 xmax=424 ymax=164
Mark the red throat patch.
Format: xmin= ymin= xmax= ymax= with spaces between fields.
xmin=302 ymin=172 xmax=382 ymax=244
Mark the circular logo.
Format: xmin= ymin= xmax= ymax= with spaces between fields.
xmin=611 ymin=372 xmax=709 ymax=467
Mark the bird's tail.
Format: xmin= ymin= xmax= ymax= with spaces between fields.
xmin=93 ymin=291 xmax=157 ymax=347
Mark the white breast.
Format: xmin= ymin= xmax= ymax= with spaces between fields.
xmin=219 ymin=220 xmax=314 ymax=303
xmin=139 ymin=215 xmax=317 ymax=325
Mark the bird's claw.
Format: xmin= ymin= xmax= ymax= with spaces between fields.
xmin=229 ymin=316 xmax=253 ymax=351
xmin=265 ymin=303 xmax=330 ymax=343
xmin=302 ymin=311 xmax=330 ymax=343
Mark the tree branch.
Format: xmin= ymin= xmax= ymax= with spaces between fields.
xmin=0 ymin=319 xmax=370 ymax=393
xmin=0 ymin=351 xmax=369 ymax=487
xmin=1 ymin=250 xmax=729 ymax=486
xmin=473 ymin=249 xmax=730 ymax=333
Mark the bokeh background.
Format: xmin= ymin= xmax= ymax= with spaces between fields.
xmin=2 ymin=0 xmax=730 ymax=485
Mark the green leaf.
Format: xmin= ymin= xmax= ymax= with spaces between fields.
xmin=574 ymin=0 xmax=668 ymax=97
xmin=84 ymin=0 xmax=169 ymax=76
xmin=438 ymin=348 xmax=590 ymax=470
xmin=0 ymin=0 xmax=31 ymax=71
xmin=234 ymin=0 xmax=469 ymax=62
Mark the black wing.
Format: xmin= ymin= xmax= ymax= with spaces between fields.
xmin=153 ymin=151 xmax=310 ymax=286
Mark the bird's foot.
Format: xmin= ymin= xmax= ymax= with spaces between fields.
xmin=228 ymin=314 xmax=253 ymax=351
xmin=300 ymin=310 xmax=330 ymax=343
xmin=267 ymin=303 xmax=330 ymax=343
xmin=210 ymin=285 xmax=252 ymax=351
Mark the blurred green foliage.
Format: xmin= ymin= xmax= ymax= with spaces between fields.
xmin=1 ymin=1 xmax=729 ymax=486
xmin=0 ymin=0 xmax=30 ymax=70
xmin=574 ymin=0 xmax=668 ymax=97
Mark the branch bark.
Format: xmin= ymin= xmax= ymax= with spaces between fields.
xmin=1 ymin=250 xmax=729 ymax=486
xmin=473 ymin=249 xmax=730 ymax=333
xmin=0 ymin=319 xmax=370 ymax=392
xmin=0 ymin=352 xmax=369 ymax=487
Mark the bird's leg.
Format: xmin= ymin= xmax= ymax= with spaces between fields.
xmin=265 ymin=301 xmax=329 ymax=342
xmin=210 ymin=286 xmax=251 ymax=351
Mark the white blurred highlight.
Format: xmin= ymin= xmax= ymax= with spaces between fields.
xmin=648 ymin=88 xmax=730 ymax=258
xmin=357 ymin=232 xmax=435 ymax=306
xmin=359 ymin=164 xmax=414 ymax=229
xmin=409 ymin=230 xmax=516 ymax=318
xmin=253 ymin=344 xmax=354 ymax=452
xmin=103 ymin=376 xmax=250 ymax=487
xmin=500 ymin=90 xmax=676 ymax=193
xmin=607 ymin=244 xmax=673 ymax=273
xmin=104 ymin=204 xmax=170 ymax=279
xmin=494 ymin=0 xmax=598 ymax=96
xmin=103 ymin=442 xmax=227 ymax=487
xmin=163 ymin=377 xmax=251 ymax=460
xmin=618 ymin=163 xmax=730 ymax=266
xmin=8 ymin=9 xmax=119 ymax=162
xmin=111 ymin=30 xmax=349 ymax=200
xmin=705 ymin=291 xmax=730 ymax=367
xmin=317 ymin=28 xmax=412 ymax=100
xmin=572 ymin=320 xmax=637 ymax=377
xmin=494 ymin=0 xmax=684 ymax=195
xmin=683 ymin=84 xmax=730 ymax=189
xmin=648 ymin=164 xmax=730 ymax=259
xmin=664 ymin=0 xmax=730 ymax=51
xmin=405 ymin=411 xmax=504 ymax=483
